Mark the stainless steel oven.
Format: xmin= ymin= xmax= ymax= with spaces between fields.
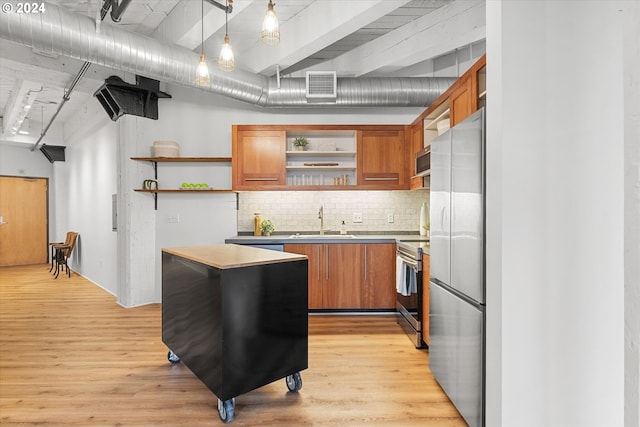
xmin=396 ymin=241 xmax=425 ymax=348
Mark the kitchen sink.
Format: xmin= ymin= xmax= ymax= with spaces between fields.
xmin=288 ymin=234 xmax=356 ymax=239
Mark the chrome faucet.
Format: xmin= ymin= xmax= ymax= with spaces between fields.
xmin=318 ymin=205 xmax=324 ymax=235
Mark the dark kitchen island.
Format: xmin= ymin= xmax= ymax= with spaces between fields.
xmin=161 ymin=244 xmax=308 ymax=423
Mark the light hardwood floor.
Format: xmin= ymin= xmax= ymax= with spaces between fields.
xmin=0 ymin=265 xmax=466 ymax=427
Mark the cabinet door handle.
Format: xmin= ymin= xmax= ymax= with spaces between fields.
xmin=364 ymin=177 xmax=399 ymax=181
xmin=364 ymin=245 xmax=367 ymax=280
xmin=244 ymin=177 xmax=279 ymax=181
xmin=325 ymin=245 xmax=329 ymax=281
xmin=317 ymin=246 xmax=321 ymax=281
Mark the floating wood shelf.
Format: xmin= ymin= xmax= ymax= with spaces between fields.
xmin=134 ymin=189 xmax=234 ymax=193
xmin=131 ymin=157 xmax=233 ymax=209
xmin=131 ymin=157 xmax=232 ymax=162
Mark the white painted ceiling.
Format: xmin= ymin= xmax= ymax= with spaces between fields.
xmin=0 ymin=0 xmax=485 ymax=143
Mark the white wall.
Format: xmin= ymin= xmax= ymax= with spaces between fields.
xmin=486 ymin=2 xmax=629 ymax=426
xmin=623 ymin=3 xmax=640 ymax=426
xmin=59 ymin=105 xmax=119 ymax=296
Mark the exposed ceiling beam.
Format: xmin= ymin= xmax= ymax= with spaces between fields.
xmin=310 ymin=0 xmax=485 ymax=77
xmin=240 ymin=0 xmax=413 ymax=76
xmin=152 ymin=0 xmax=251 ymax=51
xmin=0 ymin=42 xmax=107 ymax=92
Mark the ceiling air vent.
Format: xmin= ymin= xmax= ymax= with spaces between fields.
xmin=306 ymin=71 xmax=337 ymax=100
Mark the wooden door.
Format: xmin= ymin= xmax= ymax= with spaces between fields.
xmin=232 ymin=129 xmax=286 ymax=189
xmin=0 ymin=176 xmax=48 ymax=266
xmin=324 ymin=244 xmax=362 ymax=309
xmin=357 ymin=130 xmax=407 ymax=189
xmin=362 ymin=243 xmax=396 ymax=309
xmin=284 ymin=243 xmax=324 ymax=309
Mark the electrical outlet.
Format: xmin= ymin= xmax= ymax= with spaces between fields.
xmin=167 ymin=214 xmax=180 ymax=223
xmin=387 ymin=213 xmax=394 ymax=223
xmin=352 ymin=212 xmax=363 ymax=223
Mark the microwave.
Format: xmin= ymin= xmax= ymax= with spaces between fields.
xmin=415 ymin=146 xmax=431 ymax=177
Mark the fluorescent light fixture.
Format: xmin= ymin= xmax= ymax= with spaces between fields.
xmin=3 ymin=84 xmax=39 ymax=136
xmin=17 ymin=118 xmax=30 ymax=135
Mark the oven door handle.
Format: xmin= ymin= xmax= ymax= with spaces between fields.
xmin=397 ymin=252 xmax=419 ymax=268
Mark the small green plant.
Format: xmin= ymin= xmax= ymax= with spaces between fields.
xmin=293 ymin=137 xmax=309 ymax=147
xmin=260 ymin=219 xmax=275 ymax=235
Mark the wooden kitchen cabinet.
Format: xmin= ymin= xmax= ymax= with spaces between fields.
xmin=357 ymin=129 xmax=408 ymax=189
xmin=421 ymin=253 xmax=430 ymax=346
xmin=232 ymin=128 xmax=286 ymax=190
xmin=285 ymin=242 xmax=395 ymax=310
xmin=324 ymin=244 xmax=363 ymax=309
xmin=284 ymin=243 xmax=324 ymax=309
xmin=450 ymin=76 xmax=473 ymax=127
xmin=362 ymin=243 xmax=396 ymax=309
xmin=233 ymin=124 xmax=412 ymax=190
xmin=408 ymin=54 xmax=486 ymax=176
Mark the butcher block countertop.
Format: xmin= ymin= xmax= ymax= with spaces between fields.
xmin=162 ymin=244 xmax=307 ymax=269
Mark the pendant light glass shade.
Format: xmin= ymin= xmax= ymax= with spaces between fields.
xmin=194 ymin=0 xmax=210 ymax=86
xmin=261 ymin=0 xmax=280 ymax=45
xmin=195 ymin=53 xmax=211 ymax=87
xmin=218 ymin=34 xmax=235 ymax=71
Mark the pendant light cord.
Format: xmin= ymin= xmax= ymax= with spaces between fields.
xmin=201 ymin=0 xmax=204 ymax=54
xmin=225 ymin=0 xmax=228 ymax=36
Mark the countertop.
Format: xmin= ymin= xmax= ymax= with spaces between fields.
xmin=162 ymin=244 xmax=307 ymax=269
xmin=225 ymin=234 xmax=430 ymax=246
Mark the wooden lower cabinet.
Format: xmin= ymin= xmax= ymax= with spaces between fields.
xmin=325 ymin=244 xmax=363 ymax=308
xmin=284 ymin=242 xmax=395 ymax=310
xmin=284 ymin=243 xmax=324 ymax=309
xmin=362 ymin=243 xmax=396 ymax=309
xmin=422 ymin=253 xmax=430 ymax=346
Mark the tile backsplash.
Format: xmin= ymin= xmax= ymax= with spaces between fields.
xmin=238 ymin=190 xmax=429 ymax=234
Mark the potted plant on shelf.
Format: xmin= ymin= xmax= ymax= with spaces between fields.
xmin=293 ymin=137 xmax=309 ymax=151
xmin=261 ymin=219 xmax=276 ymax=236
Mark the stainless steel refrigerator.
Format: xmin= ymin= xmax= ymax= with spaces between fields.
xmin=429 ymin=107 xmax=485 ymax=427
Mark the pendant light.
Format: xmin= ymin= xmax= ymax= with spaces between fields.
xmin=218 ymin=0 xmax=235 ymax=72
xmin=195 ymin=0 xmax=211 ymax=86
xmin=261 ymin=0 xmax=280 ymax=45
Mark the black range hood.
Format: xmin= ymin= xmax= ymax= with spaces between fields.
xmin=94 ymin=75 xmax=171 ymax=121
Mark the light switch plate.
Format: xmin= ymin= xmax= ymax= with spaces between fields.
xmin=352 ymin=212 xmax=363 ymax=223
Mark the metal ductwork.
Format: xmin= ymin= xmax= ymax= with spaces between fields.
xmin=0 ymin=2 xmax=456 ymax=108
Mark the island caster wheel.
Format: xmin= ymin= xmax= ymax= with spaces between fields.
xmin=218 ymin=398 xmax=235 ymax=423
xmin=285 ymin=372 xmax=302 ymax=392
xmin=167 ymin=350 xmax=180 ymax=363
